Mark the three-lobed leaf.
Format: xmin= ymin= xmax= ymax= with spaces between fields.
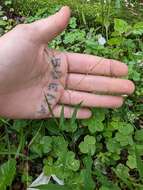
xmin=79 ymin=135 xmax=96 ymax=156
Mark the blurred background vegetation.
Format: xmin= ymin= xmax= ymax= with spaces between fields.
xmin=11 ymin=0 xmax=143 ymax=24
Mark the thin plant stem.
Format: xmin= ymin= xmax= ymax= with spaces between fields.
xmin=5 ymin=126 xmax=11 ymax=160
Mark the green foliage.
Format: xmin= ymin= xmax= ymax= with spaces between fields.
xmin=79 ymin=135 xmax=96 ymax=156
xmin=37 ymin=184 xmax=71 ymax=190
xmin=0 ymin=159 xmax=16 ymax=190
xmin=114 ymin=18 xmax=130 ymax=34
xmin=135 ymin=129 xmax=143 ymax=142
xmin=0 ymin=0 xmax=22 ymax=36
xmin=113 ymin=163 xmax=133 ymax=189
xmin=135 ymin=145 xmax=143 ymax=182
xmin=95 ymin=169 xmax=120 ymax=190
xmin=126 ymin=154 xmax=137 ymax=169
xmin=0 ymin=1 xmax=143 ymax=190
xmin=44 ymin=149 xmax=80 ymax=179
xmin=82 ymin=156 xmax=95 ymax=190
xmin=82 ymin=108 xmax=106 ymax=133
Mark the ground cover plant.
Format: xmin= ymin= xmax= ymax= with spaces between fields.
xmin=0 ymin=0 xmax=143 ymax=189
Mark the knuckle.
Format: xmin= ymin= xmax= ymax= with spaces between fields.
xmin=14 ymin=23 xmax=36 ymax=40
xmin=15 ymin=23 xmax=32 ymax=33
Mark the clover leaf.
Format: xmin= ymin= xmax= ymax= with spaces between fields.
xmin=79 ymin=135 xmax=96 ymax=156
xmin=65 ymin=151 xmax=80 ymax=172
xmin=115 ymin=164 xmax=129 ymax=178
xmin=82 ymin=116 xmax=104 ymax=133
xmin=126 ymin=155 xmax=137 ymax=169
xmin=135 ymin=129 xmax=143 ymax=142
xmin=115 ymin=132 xmax=134 ymax=146
xmin=118 ymin=124 xmax=134 ymax=135
xmin=89 ymin=120 xmax=104 ymax=133
xmin=40 ymin=136 xmax=52 ymax=154
xmin=81 ymin=109 xmax=106 ymax=133
xmin=44 ymin=151 xmax=80 ymax=180
xmin=106 ymin=138 xmax=121 ymax=154
xmin=52 ymin=136 xmax=68 ymax=156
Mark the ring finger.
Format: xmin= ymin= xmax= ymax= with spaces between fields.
xmin=67 ymin=74 xmax=135 ymax=95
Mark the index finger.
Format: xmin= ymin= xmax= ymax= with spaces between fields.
xmin=66 ymin=52 xmax=128 ymax=77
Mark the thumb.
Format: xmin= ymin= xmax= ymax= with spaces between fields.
xmin=31 ymin=6 xmax=71 ymax=43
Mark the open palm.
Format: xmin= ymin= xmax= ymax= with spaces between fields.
xmin=0 ymin=7 xmax=134 ymax=119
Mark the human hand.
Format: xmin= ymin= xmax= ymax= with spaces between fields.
xmin=0 ymin=7 xmax=135 ymax=119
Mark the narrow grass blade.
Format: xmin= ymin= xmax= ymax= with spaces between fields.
xmin=70 ymin=102 xmax=83 ymax=125
xmin=59 ymin=104 xmax=65 ymax=129
xmin=44 ymin=94 xmax=58 ymax=127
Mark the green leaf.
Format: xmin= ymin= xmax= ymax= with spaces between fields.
xmin=63 ymin=30 xmax=85 ymax=44
xmin=108 ymin=118 xmax=122 ymax=131
xmin=103 ymin=129 xmax=112 ymax=138
xmin=108 ymin=37 xmax=124 ymax=46
xmin=82 ymin=109 xmax=106 ymax=128
xmin=106 ymin=138 xmax=121 ymax=153
xmin=118 ymin=124 xmax=134 ymax=135
xmin=82 ymin=109 xmax=106 ymax=133
xmin=113 ymin=164 xmax=132 ymax=189
xmin=114 ymin=19 xmax=129 ymax=34
xmin=44 ymin=151 xmax=79 ymax=180
xmin=30 ymin=134 xmax=43 ymax=157
xmin=0 ymin=20 xmax=7 ymax=26
xmin=85 ymin=39 xmax=99 ymax=52
xmin=12 ymin=119 xmax=28 ymax=132
xmin=132 ymin=22 xmax=143 ymax=35
xmin=83 ymin=156 xmax=95 ymax=190
xmin=89 ymin=120 xmax=104 ymax=133
xmin=135 ymin=129 xmax=143 ymax=142
xmin=95 ymin=169 xmax=120 ymax=190
xmin=60 ymin=103 xmax=81 ymax=133
xmin=4 ymin=0 xmax=12 ymax=6
xmin=79 ymin=135 xmax=96 ymax=156
xmin=37 ymin=183 xmax=72 ymax=190
xmin=45 ymin=119 xmax=61 ymax=135
xmin=135 ymin=144 xmax=143 ymax=155
xmin=52 ymin=136 xmax=68 ymax=156
xmin=65 ymin=151 xmax=80 ymax=172
xmin=30 ymin=135 xmax=52 ymax=157
xmin=116 ymin=164 xmax=129 ymax=176
xmin=0 ymin=159 xmax=16 ymax=190
xmin=135 ymin=145 xmax=143 ymax=181
xmin=69 ymin=17 xmax=77 ymax=29
xmin=92 ymin=108 xmax=106 ymax=121
xmin=126 ymin=155 xmax=137 ymax=169
xmin=112 ymin=153 xmax=120 ymax=161
xmin=61 ymin=119 xmax=77 ymax=133
xmin=115 ymin=132 xmax=133 ymax=146
xmin=99 ymin=186 xmax=110 ymax=190
xmin=40 ymin=136 xmax=52 ymax=154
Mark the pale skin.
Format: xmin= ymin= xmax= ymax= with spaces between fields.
xmin=0 ymin=6 xmax=135 ymax=119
